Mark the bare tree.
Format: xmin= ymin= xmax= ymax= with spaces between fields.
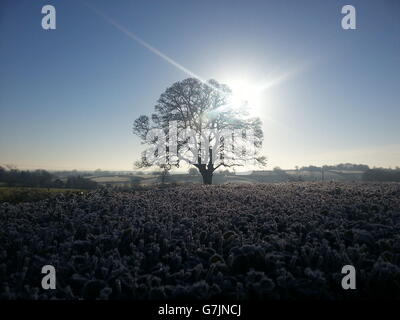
xmin=133 ymin=78 xmax=266 ymax=184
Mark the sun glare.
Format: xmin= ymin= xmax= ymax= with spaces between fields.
xmin=227 ymin=79 xmax=265 ymax=116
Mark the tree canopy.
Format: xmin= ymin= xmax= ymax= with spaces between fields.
xmin=133 ymin=78 xmax=266 ymax=184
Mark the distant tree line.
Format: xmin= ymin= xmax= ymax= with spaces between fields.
xmin=301 ymin=163 xmax=370 ymax=172
xmin=362 ymin=168 xmax=400 ymax=182
xmin=0 ymin=167 xmax=98 ymax=189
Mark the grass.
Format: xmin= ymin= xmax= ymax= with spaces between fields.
xmin=0 ymin=187 xmax=86 ymax=204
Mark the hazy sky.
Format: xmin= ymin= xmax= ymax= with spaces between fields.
xmin=1 ymin=0 xmax=399 ymax=171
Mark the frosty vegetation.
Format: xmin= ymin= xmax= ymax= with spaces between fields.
xmin=1 ymin=182 xmax=400 ymax=300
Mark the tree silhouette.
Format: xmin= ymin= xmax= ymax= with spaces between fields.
xmin=188 ymin=167 xmax=199 ymax=176
xmin=133 ymin=78 xmax=266 ymax=184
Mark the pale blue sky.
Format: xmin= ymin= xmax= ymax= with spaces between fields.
xmin=0 ymin=0 xmax=399 ymax=170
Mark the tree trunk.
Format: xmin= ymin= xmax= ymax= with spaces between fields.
xmin=198 ymin=148 xmax=214 ymax=185
xmin=201 ymin=171 xmax=213 ymax=185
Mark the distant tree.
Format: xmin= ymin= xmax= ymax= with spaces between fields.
xmin=217 ymin=169 xmax=232 ymax=176
xmin=0 ymin=166 xmax=5 ymax=181
xmin=0 ymin=168 xmax=54 ymax=187
xmin=157 ymin=164 xmax=171 ymax=184
xmin=321 ymin=163 xmax=370 ymax=171
xmin=34 ymin=170 xmax=53 ymax=187
xmin=5 ymin=164 xmax=17 ymax=170
xmin=188 ymin=167 xmax=199 ymax=176
xmin=133 ymin=78 xmax=266 ymax=184
xmin=273 ymin=166 xmax=293 ymax=181
xmin=301 ymin=165 xmax=321 ymax=172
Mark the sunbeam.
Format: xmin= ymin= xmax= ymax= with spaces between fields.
xmin=83 ymin=1 xmax=205 ymax=82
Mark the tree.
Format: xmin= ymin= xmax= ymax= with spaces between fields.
xmin=0 ymin=166 xmax=5 ymax=181
xmin=158 ymin=164 xmax=171 ymax=184
xmin=133 ymin=78 xmax=266 ymax=184
xmin=188 ymin=167 xmax=199 ymax=176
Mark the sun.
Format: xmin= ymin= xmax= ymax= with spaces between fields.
xmin=226 ymin=79 xmax=264 ymax=115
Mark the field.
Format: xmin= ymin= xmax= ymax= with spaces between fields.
xmin=1 ymin=182 xmax=399 ymax=300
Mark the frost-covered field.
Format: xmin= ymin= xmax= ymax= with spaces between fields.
xmin=1 ymin=182 xmax=400 ymax=300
